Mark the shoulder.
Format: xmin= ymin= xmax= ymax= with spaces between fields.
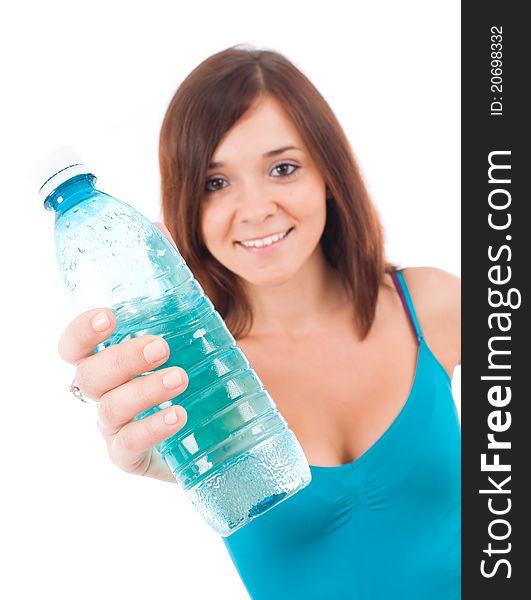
xmin=400 ymin=266 xmax=461 ymax=378
xmin=400 ymin=266 xmax=461 ymax=310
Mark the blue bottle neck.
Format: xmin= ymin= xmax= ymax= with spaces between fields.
xmin=44 ymin=173 xmax=98 ymax=214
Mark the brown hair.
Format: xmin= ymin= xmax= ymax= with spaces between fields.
xmin=159 ymin=45 xmax=399 ymax=341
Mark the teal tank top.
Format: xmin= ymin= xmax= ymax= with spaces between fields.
xmin=222 ymin=269 xmax=461 ymax=599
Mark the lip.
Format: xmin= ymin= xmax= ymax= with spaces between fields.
xmin=236 ymin=227 xmax=294 ymax=253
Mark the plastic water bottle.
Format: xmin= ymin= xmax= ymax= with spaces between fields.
xmin=33 ymin=147 xmax=311 ymax=536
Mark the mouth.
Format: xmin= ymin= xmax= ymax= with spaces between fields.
xmin=235 ymin=227 xmax=294 ymax=253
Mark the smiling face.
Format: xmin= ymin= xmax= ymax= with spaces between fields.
xmin=200 ymin=95 xmax=328 ymax=288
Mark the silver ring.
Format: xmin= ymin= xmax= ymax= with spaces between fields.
xmin=69 ymin=378 xmax=99 ymax=404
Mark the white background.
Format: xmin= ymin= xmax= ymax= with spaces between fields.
xmin=0 ymin=1 xmax=460 ymax=599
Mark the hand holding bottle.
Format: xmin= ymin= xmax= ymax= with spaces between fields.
xmin=58 ymin=307 xmax=189 ymax=481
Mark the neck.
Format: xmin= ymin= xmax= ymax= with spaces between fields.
xmin=242 ymin=245 xmax=351 ymax=340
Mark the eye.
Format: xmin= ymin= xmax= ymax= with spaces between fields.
xmin=271 ymin=162 xmax=300 ymax=178
xmin=205 ymin=177 xmax=228 ymax=193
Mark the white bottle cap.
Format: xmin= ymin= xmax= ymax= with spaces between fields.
xmin=30 ymin=146 xmax=93 ymax=200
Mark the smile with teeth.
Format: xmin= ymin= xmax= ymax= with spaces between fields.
xmin=237 ymin=228 xmax=293 ymax=248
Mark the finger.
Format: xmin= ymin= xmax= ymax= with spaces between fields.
xmin=74 ymin=335 xmax=170 ymax=400
xmin=98 ymin=366 xmax=189 ymax=436
xmin=58 ymin=308 xmax=116 ymax=365
xmin=153 ymin=221 xmax=177 ymax=249
xmin=111 ymin=403 xmax=188 ymax=469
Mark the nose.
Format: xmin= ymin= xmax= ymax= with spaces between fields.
xmin=236 ymin=181 xmax=278 ymax=224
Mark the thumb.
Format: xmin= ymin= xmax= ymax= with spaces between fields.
xmin=153 ymin=221 xmax=177 ymax=249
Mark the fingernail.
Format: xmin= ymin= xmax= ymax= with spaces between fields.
xmin=143 ymin=339 xmax=168 ymax=364
xmin=92 ymin=312 xmax=110 ymax=332
xmin=162 ymin=369 xmax=183 ymax=389
xmin=163 ymin=406 xmax=181 ymax=426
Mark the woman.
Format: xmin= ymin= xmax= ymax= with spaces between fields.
xmin=59 ymin=46 xmax=461 ymax=599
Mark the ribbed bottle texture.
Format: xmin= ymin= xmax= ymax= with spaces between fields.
xmin=41 ymin=162 xmax=311 ymax=536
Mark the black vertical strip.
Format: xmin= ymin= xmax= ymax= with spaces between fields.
xmin=462 ymin=2 xmax=529 ymax=598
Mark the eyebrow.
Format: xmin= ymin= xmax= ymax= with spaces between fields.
xmin=208 ymin=145 xmax=301 ymax=169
